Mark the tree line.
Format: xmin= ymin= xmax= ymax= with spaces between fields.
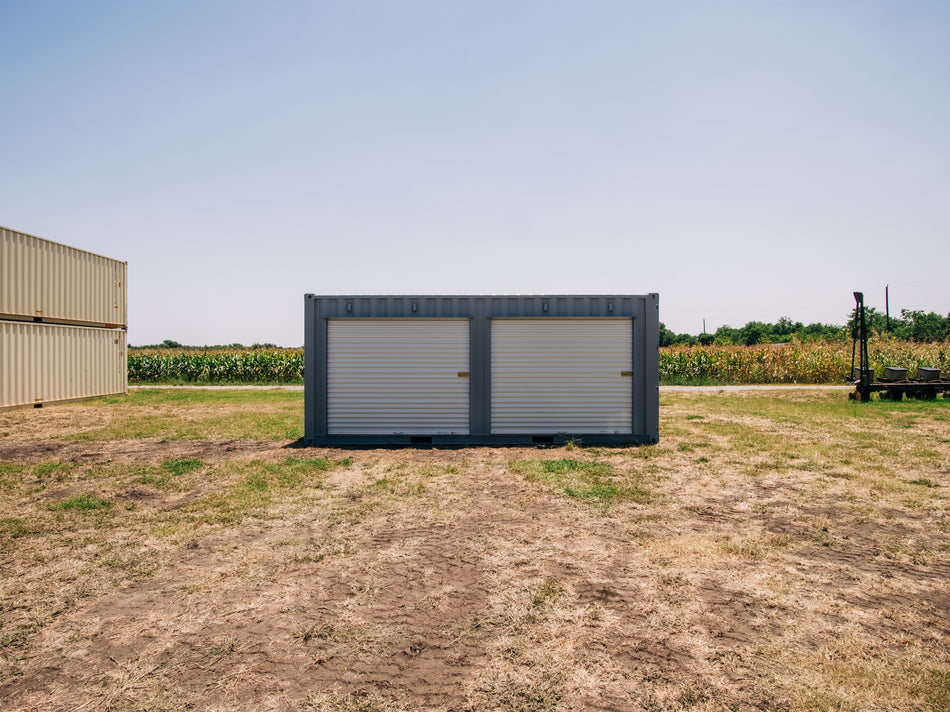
xmin=130 ymin=340 xmax=283 ymax=350
xmin=135 ymin=310 xmax=950 ymax=351
xmin=661 ymin=309 xmax=950 ymax=347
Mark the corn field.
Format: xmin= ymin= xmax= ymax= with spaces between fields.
xmin=128 ymin=349 xmax=304 ymax=384
xmin=128 ymin=340 xmax=949 ymax=385
xmin=659 ymin=338 xmax=950 ymax=384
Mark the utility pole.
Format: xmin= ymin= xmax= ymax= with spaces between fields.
xmin=885 ymin=285 xmax=890 ymax=332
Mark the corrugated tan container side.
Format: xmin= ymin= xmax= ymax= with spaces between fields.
xmin=0 ymin=321 xmax=127 ymax=410
xmin=1 ymin=226 xmax=127 ymax=327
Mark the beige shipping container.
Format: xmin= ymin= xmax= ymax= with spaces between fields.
xmin=0 ymin=320 xmax=127 ymax=410
xmin=1 ymin=226 xmax=127 ymax=327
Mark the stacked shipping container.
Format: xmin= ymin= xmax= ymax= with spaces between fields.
xmin=0 ymin=226 xmax=127 ymax=410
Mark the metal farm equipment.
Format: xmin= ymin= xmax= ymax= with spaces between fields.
xmin=850 ymin=291 xmax=950 ymax=401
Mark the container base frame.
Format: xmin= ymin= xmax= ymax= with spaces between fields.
xmin=302 ymin=433 xmax=657 ymax=447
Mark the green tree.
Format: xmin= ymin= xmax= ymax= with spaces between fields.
xmin=774 ymin=317 xmax=804 ymax=338
xmin=738 ymin=321 xmax=768 ymax=346
xmin=659 ymin=322 xmax=676 ymax=347
xmin=901 ymin=310 xmax=950 ymax=342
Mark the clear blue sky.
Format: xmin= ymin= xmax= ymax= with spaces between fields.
xmin=2 ymin=1 xmax=948 ymax=346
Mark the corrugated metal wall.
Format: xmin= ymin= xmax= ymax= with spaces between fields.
xmin=0 ymin=321 xmax=127 ymax=410
xmin=1 ymin=226 xmax=127 ymax=327
xmin=490 ymin=318 xmax=633 ymax=434
xmin=327 ymin=319 xmax=470 ymax=434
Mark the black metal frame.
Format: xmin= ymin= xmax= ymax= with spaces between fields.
xmin=849 ymin=291 xmax=950 ymax=401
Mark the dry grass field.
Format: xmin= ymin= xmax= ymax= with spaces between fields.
xmin=0 ymin=389 xmax=948 ymax=711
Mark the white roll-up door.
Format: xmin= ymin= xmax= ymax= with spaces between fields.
xmin=328 ymin=319 xmax=470 ymax=434
xmin=491 ymin=318 xmax=633 ymax=434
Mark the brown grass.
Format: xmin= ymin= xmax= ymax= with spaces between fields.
xmin=0 ymin=389 xmax=948 ymax=711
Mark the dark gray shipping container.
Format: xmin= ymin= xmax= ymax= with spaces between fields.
xmin=304 ymin=294 xmax=659 ymax=446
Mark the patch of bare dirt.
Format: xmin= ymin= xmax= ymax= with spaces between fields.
xmin=0 ymin=438 xmax=289 ymax=465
